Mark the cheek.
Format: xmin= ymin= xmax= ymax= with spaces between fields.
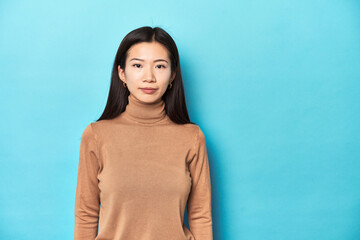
xmin=125 ymin=70 xmax=142 ymax=81
xmin=157 ymin=70 xmax=172 ymax=79
xmin=158 ymin=73 xmax=171 ymax=83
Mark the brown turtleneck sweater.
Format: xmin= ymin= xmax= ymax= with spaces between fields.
xmin=74 ymin=94 xmax=213 ymax=240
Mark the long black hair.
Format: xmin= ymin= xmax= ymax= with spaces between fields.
xmin=96 ymin=26 xmax=194 ymax=125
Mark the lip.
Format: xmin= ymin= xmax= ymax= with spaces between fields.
xmin=141 ymin=88 xmax=157 ymax=90
xmin=140 ymin=88 xmax=158 ymax=94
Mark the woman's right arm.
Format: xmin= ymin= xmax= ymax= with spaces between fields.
xmin=74 ymin=123 xmax=100 ymax=239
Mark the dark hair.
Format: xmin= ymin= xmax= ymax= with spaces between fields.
xmin=96 ymin=26 xmax=194 ymax=125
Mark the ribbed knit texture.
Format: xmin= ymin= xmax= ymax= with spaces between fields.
xmin=74 ymin=94 xmax=213 ymax=240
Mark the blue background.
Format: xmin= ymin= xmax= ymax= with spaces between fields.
xmin=1 ymin=0 xmax=360 ymax=239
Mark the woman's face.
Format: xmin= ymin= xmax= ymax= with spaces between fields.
xmin=118 ymin=41 xmax=176 ymax=104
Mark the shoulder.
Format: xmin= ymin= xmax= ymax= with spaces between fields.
xmin=179 ymin=122 xmax=201 ymax=131
xmin=194 ymin=125 xmax=207 ymax=147
xmin=180 ymin=123 xmax=206 ymax=146
xmin=83 ymin=119 xmax=111 ymax=137
xmin=82 ymin=122 xmax=94 ymax=136
xmin=81 ymin=120 xmax=110 ymax=140
xmin=80 ymin=122 xmax=98 ymax=142
xmin=177 ymin=123 xmax=203 ymax=137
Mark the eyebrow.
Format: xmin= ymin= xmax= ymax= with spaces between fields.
xmin=129 ymin=58 xmax=168 ymax=63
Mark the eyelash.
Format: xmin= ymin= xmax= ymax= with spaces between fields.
xmin=132 ymin=64 xmax=166 ymax=69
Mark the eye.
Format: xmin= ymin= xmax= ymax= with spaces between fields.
xmin=133 ymin=64 xmax=141 ymax=68
xmin=156 ymin=65 xmax=166 ymax=69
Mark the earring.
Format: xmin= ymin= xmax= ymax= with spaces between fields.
xmin=123 ymin=82 xmax=127 ymax=88
xmin=168 ymin=83 xmax=172 ymax=89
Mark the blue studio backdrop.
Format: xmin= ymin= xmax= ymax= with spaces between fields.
xmin=0 ymin=0 xmax=359 ymax=239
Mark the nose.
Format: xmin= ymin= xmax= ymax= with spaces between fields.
xmin=143 ymin=65 xmax=156 ymax=82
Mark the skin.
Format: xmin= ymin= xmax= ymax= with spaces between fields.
xmin=118 ymin=41 xmax=176 ymax=104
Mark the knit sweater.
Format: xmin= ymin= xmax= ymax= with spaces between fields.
xmin=74 ymin=93 xmax=213 ymax=240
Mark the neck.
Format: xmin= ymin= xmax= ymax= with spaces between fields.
xmin=121 ymin=94 xmax=167 ymax=124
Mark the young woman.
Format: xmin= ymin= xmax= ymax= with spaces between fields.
xmin=74 ymin=26 xmax=213 ymax=240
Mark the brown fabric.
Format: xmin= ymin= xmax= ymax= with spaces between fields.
xmin=74 ymin=94 xmax=213 ymax=240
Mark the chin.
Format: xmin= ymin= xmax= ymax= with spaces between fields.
xmin=137 ymin=94 xmax=161 ymax=103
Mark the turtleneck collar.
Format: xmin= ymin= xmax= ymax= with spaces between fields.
xmin=121 ymin=94 xmax=167 ymax=124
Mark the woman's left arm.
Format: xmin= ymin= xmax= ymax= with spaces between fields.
xmin=187 ymin=126 xmax=213 ymax=240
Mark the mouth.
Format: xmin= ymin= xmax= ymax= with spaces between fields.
xmin=140 ymin=87 xmax=157 ymax=90
xmin=140 ymin=88 xmax=158 ymax=94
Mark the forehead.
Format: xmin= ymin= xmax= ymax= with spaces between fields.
xmin=127 ymin=42 xmax=169 ymax=60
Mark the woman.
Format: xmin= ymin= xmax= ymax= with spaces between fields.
xmin=74 ymin=26 xmax=213 ymax=240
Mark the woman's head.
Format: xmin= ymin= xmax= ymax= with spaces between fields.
xmin=117 ymin=41 xmax=176 ymax=104
xmin=97 ymin=26 xmax=194 ymax=125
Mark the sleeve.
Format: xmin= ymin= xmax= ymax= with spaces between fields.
xmin=187 ymin=126 xmax=213 ymax=240
xmin=74 ymin=123 xmax=100 ymax=239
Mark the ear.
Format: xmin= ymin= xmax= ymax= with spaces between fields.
xmin=170 ymin=71 xmax=176 ymax=82
xmin=118 ymin=65 xmax=126 ymax=83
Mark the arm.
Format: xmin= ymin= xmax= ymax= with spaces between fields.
xmin=74 ymin=123 xmax=100 ymax=239
xmin=187 ymin=126 xmax=213 ymax=239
